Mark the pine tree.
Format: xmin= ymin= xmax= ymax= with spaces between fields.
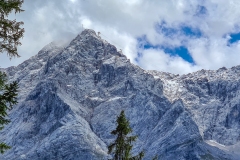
xmin=0 ymin=0 xmax=25 ymax=57
xmin=108 ymin=110 xmax=144 ymax=160
xmin=0 ymin=0 xmax=23 ymax=153
xmin=0 ymin=72 xmax=18 ymax=153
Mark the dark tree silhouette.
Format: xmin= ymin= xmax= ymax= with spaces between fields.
xmin=0 ymin=0 xmax=23 ymax=153
xmin=0 ymin=0 xmax=24 ymax=57
xmin=0 ymin=72 xmax=18 ymax=153
xmin=108 ymin=110 xmax=144 ymax=160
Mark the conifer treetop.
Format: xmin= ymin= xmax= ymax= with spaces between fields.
xmin=108 ymin=110 xmax=144 ymax=160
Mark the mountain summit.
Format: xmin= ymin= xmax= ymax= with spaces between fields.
xmin=0 ymin=29 xmax=239 ymax=159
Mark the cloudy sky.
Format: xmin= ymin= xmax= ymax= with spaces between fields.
xmin=1 ymin=0 xmax=240 ymax=74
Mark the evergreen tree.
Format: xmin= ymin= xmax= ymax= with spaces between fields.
xmin=0 ymin=0 xmax=23 ymax=154
xmin=0 ymin=72 xmax=18 ymax=153
xmin=108 ymin=110 xmax=144 ymax=160
xmin=0 ymin=0 xmax=25 ymax=57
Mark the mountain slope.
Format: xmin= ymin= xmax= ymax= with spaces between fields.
xmin=0 ymin=29 xmax=238 ymax=159
xmin=150 ymin=66 xmax=240 ymax=147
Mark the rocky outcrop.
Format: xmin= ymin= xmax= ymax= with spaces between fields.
xmin=150 ymin=65 xmax=240 ymax=148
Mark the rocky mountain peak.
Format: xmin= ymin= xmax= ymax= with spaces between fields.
xmin=0 ymin=29 xmax=239 ymax=159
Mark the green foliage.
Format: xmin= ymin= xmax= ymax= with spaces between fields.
xmin=0 ymin=0 xmax=24 ymax=57
xmin=0 ymin=0 xmax=23 ymax=154
xmin=108 ymin=110 xmax=144 ymax=160
xmin=0 ymin=142 xmax=10 ymax=154
xmin=0 ymin=71 xmax=18 ymax=153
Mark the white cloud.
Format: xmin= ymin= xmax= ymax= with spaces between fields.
xmin=137 ymin=48 xmax=200 ymax=74
xmin=188 ymin=36 xmax=240 ymax=70
xmin=1 ymin=0 xmax=240 ymax=75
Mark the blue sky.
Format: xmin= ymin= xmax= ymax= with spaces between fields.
xmin=1 ymin=0 xmax=240 ymax=74
xmin=229 ymin=32 xmax=240 ymax=44
xmin=136 ymin=22 xmax=202 ymax=64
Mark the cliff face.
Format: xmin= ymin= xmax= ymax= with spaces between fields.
xmin=150 ymin=65 xmax=240 ymax=146
xmin=0 ymin=29 xmax=239 ymax=159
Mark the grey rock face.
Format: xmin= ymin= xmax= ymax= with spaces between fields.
xmin=0 ymin=29 xmax=239 ymax=159
xmin=150 ymin=66 xmax=240 ymax=148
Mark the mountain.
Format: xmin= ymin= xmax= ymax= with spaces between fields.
xmin=0 ymin=29 xmax=240 ymax=159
